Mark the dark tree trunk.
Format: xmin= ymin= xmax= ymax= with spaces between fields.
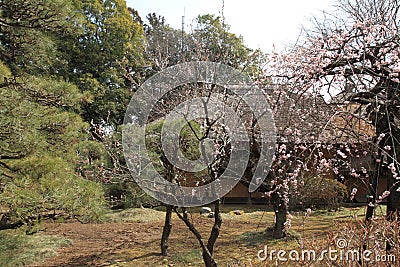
xmin=159 ymin=152 xmax=177 ymax=256
xmin=174 ymin=207 xmax=218 ymax=267
xmin=365 ymin=150 xmax=382 ymax=222
xmin=387 ymin=158 xmax=400 ymax=221
xmin=384 ymin=129 xmax=400 ymax=252
xmin=207 ymin=200 xmax=222 ymax=255
xmin=271 ymin=192 xmax=287 ymax=239
xmin=370 ymin=98 xmax=400 ymax=252
xmin=363 ymin=151 xmax=382 ymax=259
xmin=376 ymin=119 xmax=400 ymax=219
xmin=365 ymin=198 xmax=375 ymax=222
xmin=160 ymin=205 xmax=173 ymax=256
xmin=352 ymin=80 xmax=400 ymax=220
xmin=202 ymin=250 xmax=217 ymax=267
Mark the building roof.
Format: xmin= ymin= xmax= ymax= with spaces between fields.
xmin=264 ymin=85 xmax=375 ymax=144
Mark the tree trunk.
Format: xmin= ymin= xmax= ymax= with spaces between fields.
xmin=371 ymin=99 xmax=400 ymax=219
xmin=202 ymin=250 xmax=218 ymax=267
xmin=372 ymin=107 xmax=400 ymax=251
xmin=160 ymin=205 xmax=173 ymax=256
xmin=174 ymin=207 xmax=218 ymax=267
xmin=159 ymin=152 xmax=176 ymax=256
xmin=387 ymin=172 xmax=400 ymax=222
xmin=207 ymin=200 xmax=222 ymax=254
xmin=387 ymin=159 xmax=400 ymax=221
xmin=385 ymin=134 xmax=400 ymax=252
xmin=365 ymin=150 xmax=382 ymax=222
xmin=271 ymin=192 xmax=287 ymax=239
xmin=246 ymin=191 xmax=252 ymax=205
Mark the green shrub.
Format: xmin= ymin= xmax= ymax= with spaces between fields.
xmin=0 ymin=156 xmax=106 ymax=226
xmin=294 ymin=176 xmax=348 ymax=209
xmin=103 ymin=182 xmax=159 ymax=209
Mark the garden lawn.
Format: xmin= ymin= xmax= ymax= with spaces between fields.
xmin=1 ymin=205 xmax=386 ymax=267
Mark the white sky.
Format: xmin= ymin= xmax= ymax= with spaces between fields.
xmin=126 ymin=0 xmax=335 ymax=53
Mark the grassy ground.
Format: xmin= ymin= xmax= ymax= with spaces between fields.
xmin=0 ymin=205 xmax=390 ymax=267
xmin=106 ymin=206 xmax=387 ymax=267
xmin=105 ymin=207 xmax=166 ymax=223
xmin=0 ymin=227 xmax=71 ymax=267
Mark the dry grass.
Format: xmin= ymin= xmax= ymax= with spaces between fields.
xmin=102 ymin=206 xmax=385 ymax=266
xmin=3 ymin=205 xmax=394 ymax=267
xmin=105 ymin=207 xmax=165 ymax=223
xmin=0 ymin=227 xmax=71 ymax=267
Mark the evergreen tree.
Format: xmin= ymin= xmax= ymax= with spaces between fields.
xmin=0 ymin=0 xmax=105 ymax=229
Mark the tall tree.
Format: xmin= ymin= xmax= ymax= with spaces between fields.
xmin=129 ymin=13 xmax=268 ymax=265
xmin=58 ymin=0 xmax=145 ymax=128
xmin=192 ymin=14 xmax=265 ymax=79
xmin=269 ymin=0 xmax=400 ymax=222
xmin=52 ymin=1 xmax=148 ymax=203
xmin=0 ymin=0 xmax=105 ymax=229
xmin=143 ymin=13 xmax=191 ymax=71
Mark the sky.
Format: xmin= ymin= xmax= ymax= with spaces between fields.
xmin=126 ymin=0 xmax=335 ymax=53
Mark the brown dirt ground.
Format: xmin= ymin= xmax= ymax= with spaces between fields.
xmin=28 ymin=213 xmax=267 ymax=267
